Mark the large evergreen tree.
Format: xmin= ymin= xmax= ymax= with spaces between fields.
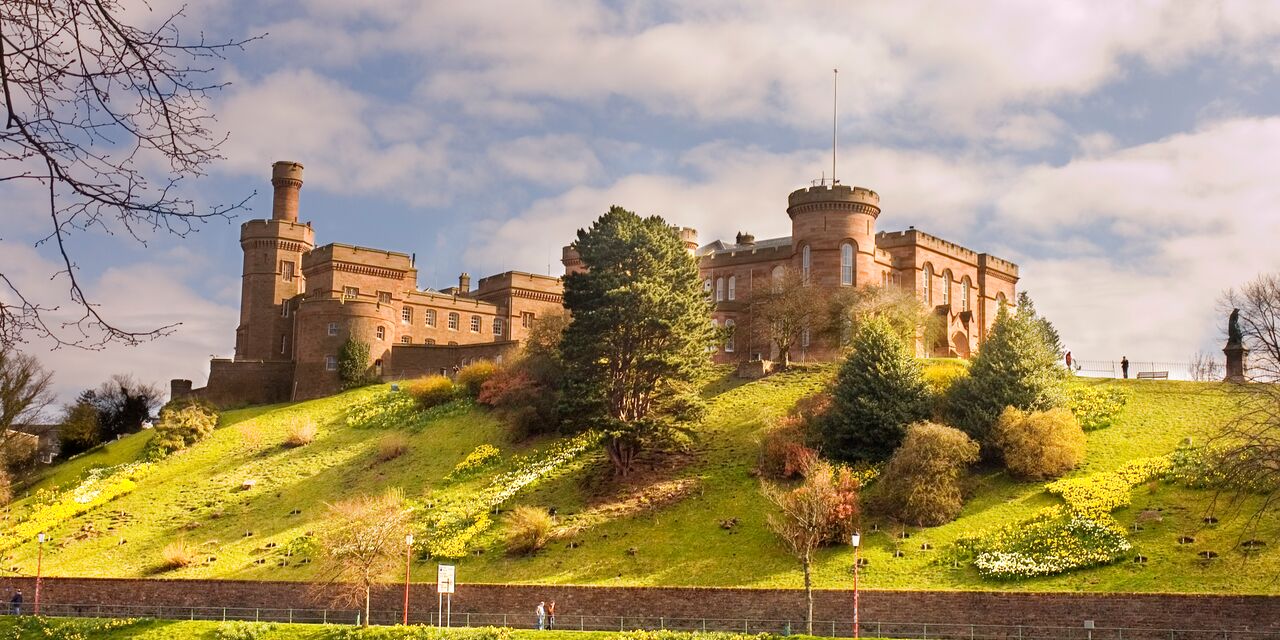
xmin=820 ymin=317 xmax=929 ymax=462
xmin=560 ymin=206 xmax=716 ymax=476
xmin=945 ymin=297 xmax=1067 ymax=446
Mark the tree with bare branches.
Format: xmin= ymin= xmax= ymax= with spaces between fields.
xmin=313 ymin=489 xmax=413 ymax=627
xmin=763 ymin=461 xmax=860 ymax=635
xmin=748 ymin=267 xmax=830 ymax=368
xmin=1 ymin=0 xmax=257 ymax=348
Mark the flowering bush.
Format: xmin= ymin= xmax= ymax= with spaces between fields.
xmin=405 ymin=375 xmax=457 ymax=409
xmin=449 ymin=444 xmax=501 ymax=479
xmin=1067 ymin=385 xmax=1129 ymax=431
xmin=1046 ymin=457 xmax=1171 ymax=520
xmin=145 ymin=398 xmax=219 ymax=460
xmin=963 ymin=507 xmax=1132 ymax=579
xmin=424 ymin=431 xmax=599 ymax=557
xmin=993 ymin=407 xmax=1085 ymax=480
xmin=457 ymin=361 xmax=498 ymax=398
xmin=0 ymin=462 xmax=150 ymax=552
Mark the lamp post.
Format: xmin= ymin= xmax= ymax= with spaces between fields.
xmin=35 ymin=533 xmax=46 ymax=616
xmin=403 ymin=534 xmax=415 ymax=625
xmin=850 ymin=532 xmax=861 ymax=639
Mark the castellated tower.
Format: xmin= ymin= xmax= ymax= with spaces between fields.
xmin=234 ymin=161 xmax=315 ymax=361
xmin=786 ymin=183 xmax=881 ymax=289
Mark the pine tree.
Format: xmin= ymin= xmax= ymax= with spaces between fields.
xmin=820 ymin=317 xmax=929 ymax=462
xmin=559 ymin=206 xmax=717 ymax=476
xmin=945 ymin=300 xmax=1068 ymax=446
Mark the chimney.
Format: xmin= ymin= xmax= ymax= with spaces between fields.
xmin=458 ymin=272 xmax=471 ymax=294
xmin=735 ymin=231 xmax=755 ymax=246
xmin=271 ymin=161 xmax=305 ymax=222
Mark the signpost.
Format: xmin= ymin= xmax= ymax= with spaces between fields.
xmin=437 ymin=564 xmax=456 ymax=627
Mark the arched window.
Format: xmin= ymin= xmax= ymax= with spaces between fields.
xmin=942 ymin=270 xmax=952 ymax=306
xmin=704 ymin=278 xmax=712 ymax=295
xmin=923 ymin=264 xmax=933 ymax=306
xmin=709 ymin=319 xmax=720 ymax=353
xmin=375 ymin=326 xmax=385 ymax=341
xmin=961 ymin=278 xmax=971 ymax=312
xmin=727 ymin=276 xmax=736 ymax=301
xmin=997 ymin=292 xmax=1008 ymax=309
xmin=771 ymin=265 xmax=784 ymax=292
xmin=715 ymin=277 xmax=724 ymax=302
xmin=801 ymin=245 xmax=811 ymax=283
xmin=840 ymin=243 xmax=854 ymax=286
xmin=424 ymin=309 xmax=437 ymax=327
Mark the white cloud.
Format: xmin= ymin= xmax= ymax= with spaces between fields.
xmin=488 ymin=135 xmax=603 ymax=186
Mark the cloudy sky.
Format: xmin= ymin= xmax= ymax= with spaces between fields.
xmin=6 ymin=0 xmax=1280 ymax=401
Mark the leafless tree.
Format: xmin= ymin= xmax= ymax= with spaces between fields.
xmin=747 ymin=268 xmax=831 ymax=368
xmin=1 ymin=0 xmax=258 ymax=349
xmin=826 ymin=284 xmax=943 ymax=354
xmin=0 ymin=344 xmax=54 ymax=449
xmin=1190 ymin=350 xmax=1222 ymax=382
xmin=312 ymin=489 xmax=413 ymax=627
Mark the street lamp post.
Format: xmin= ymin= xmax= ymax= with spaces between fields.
xmin=850 ymin=532 xmax=861 ymax=639
xmin=35 ymin=533 xmax=46 ymax=616
xmin=403 ymin=534 xmax=415 ymax=625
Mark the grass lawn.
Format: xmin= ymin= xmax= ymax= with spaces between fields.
xmin=3 ymin=366 xmax=1277 ymax=593
xmin=0 ymin=618 xmax=878 ymax=639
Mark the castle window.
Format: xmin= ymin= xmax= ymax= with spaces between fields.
xmin=400 ymin=335 xmax=410 ymax=344
xmin=493 ymin=317 xmax=504 ymax=337
xmin=401 ymin=307 xmax=412 ymax=324
xmin=942 ymin=270 xmax=952 ymax=306
xmin=425 ymin=309 xmax=437 ymax=327
xmin=727 ymin=276 xmax=736 ymax=301
xmin=281 ymin=260 xmax=295 ymax=282
xmin=962 ymin=279 xmax=971 ymax=312
xmin=704 ymin=278 xmax=712 ymax=296
xmin=470 ymin=315 xmax=481 ymax=333
xmin=923 ymin=264 xmax=933 ymax=306
xmin=709 ymin=319 xmax=719 ymax=353
xmin=425 ymin=338 xmax=436 ymax=345
xmin=377 ymin=291 xmax=391 ymax=305
xmin=725 ymin=319 xmax=735 ymax=353
xmin=342 ymin=286 xmax=358 ymax=301
xmin=448 ymin=312 xmax=459 ymax=331
xmin=325 ymin=355 xmax=337 ymax=371
xmin=281 ymin=300 xmax=290 ymax=317
xmin=881 ymin=271 xmax=889 ymax=287
xmin=802 ymin=326 xmax=811 ymax=347
xmin=715 ymin=277 xmax=724 ymax=302
xmin=840 ymin=243 xmax=854 ymax=286
xmin=327 ymin=322 xmax=338 ymax=336
xmin=376 ymin=326 xmax=385 ymax=341
xmin=771 ymin=265 xmax=784 ymax=292
xmin=280 ymin=335 xmax=288 ymax=355
xmin=522 ymin=312 xmax=535 ymax=328
xmin=801 ymin=245 xmax=811 ymax=283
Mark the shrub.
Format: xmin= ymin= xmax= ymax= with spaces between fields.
xmin=457 ymin=361 xmax=498 ymax=398
xmin=478 ymin=366 xmax=560 ymax=438
xmin=922 ymin=359 xmax=969 ymax=396
xmin=945 ymin=298 xmax=1067 ymax=447
xmin=405 ymin=375 xmax=456 ymax=409
xmin=145 ymin=398 xmax=219 ymax=460
xmin=1067 ymin=385 xmax=1129 ymax=431
xmin=874 ymin=421 xmax=979 ymax=526
xmin=820 ymin=318 xmax=929 ymax=462
xmin=338 ymin=337 xmax=373 ymax=389
xmin=757 ymin=420 xmax=818 ymax=480
xmin=283 ymin=418 xmax=318 ymax=447
xmin=505 ymin=505 xmax=554 ymax=554
xmin=993 ymin=407 xmax=1085 ymax=480
xmin=215 ymin=621 xmax=277 ymax=640
xmin=160 ymin=539 xmax=197 ymax=569
xmin=377 ymin=432 xmax=410 ymax=462
xmin=58 ymin=400 xmax=103 ymax=457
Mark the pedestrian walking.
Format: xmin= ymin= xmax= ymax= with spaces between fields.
xmin=1121 ymin=356 xmax=1130 ymax=379
xmin=1065 ymin=351 xmax=1073 ymax=371
xmin=548 ymin=601 xmax=556 ymax=629
xmin=9 ymin=590 xmax=21 ymax=616
xmin=536 ymin=601 xmax=546 ymax=630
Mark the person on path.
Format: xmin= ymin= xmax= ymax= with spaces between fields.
xmin=9 ymin=590 xmax=21 ymax=616
xmin=1065 ymin=351 xmax=1073 ymax=371
xmin=1121 ymin=356 xmax=1130 ymax=379
xmin=536 ymin=601 xmax=546 ymax=630
xmin=547 ymin=601 xmax=556 ymax=629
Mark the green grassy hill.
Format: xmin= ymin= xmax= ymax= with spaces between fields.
xmin=4 ymin=366 xmax=1277 ymax=593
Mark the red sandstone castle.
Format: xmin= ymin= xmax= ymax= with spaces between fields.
xmin=175 ymin=161 xmax=1016 ymax=405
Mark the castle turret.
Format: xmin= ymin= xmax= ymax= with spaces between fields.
xmin=235 ymin=161 xmax=315 ymax=361
xmin=679 ymin=227 xmax=699 ymax=254
xmin=787 ymin=183 xmax=880 ymax=288
xmin=458 ymin=272 xmax=471 ymax=294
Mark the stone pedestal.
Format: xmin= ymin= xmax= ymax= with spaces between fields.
xmin=1224 ymin=344 xmax=1248 ymax=383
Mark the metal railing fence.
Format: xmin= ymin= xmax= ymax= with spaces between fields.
xmin=15 ymin=603 xmax=1280 ymax=640
xmin=1070 ymin=360 xmax=1224 ymax=382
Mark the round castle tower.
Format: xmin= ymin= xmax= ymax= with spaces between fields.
xmin=235 ymin=161 xmax=315 ymax=361
xmin=786 ymin=183 xmax=880 ymax=289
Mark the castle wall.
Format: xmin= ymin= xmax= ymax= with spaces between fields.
xmin=199 ymin=359 xmax=295 ymax=408
xmin=383 ymin=341 xmax=521 ymax=380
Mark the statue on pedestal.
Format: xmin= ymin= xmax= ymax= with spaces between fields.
xmin=1224 ymin=308 xmax=1248 ymax=383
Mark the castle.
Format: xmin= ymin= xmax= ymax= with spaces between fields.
xmin=174 ymin=161 xmax=1016 ymax=405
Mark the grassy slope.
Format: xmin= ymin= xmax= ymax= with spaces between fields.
xmin=4 ymin=369 xmax=1278 ymax=593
